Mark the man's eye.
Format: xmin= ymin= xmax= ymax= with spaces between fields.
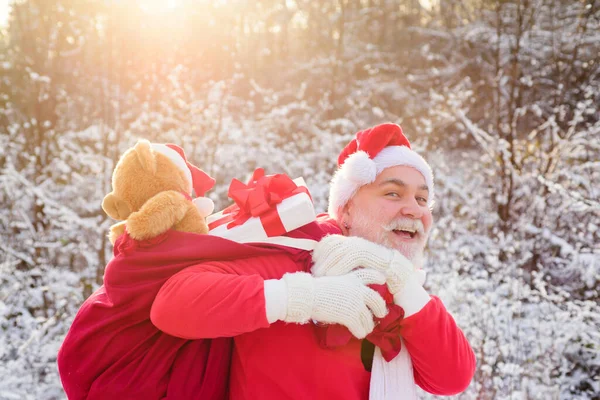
xmin=416 ymin=197 xmax=428 ymax=204
xmin=386 ymin=192 xmax=399 ymax=197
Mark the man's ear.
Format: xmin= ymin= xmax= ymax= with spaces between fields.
xmin=340 ymin=200 xmax=354 ymax=233
xmin=102 ymin=192 xmax=132 ymax=220
xmin=342 ymin=198 xmax=354 ymax=218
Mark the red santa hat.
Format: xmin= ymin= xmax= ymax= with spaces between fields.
xmin=328 ymin=123 xmax=434 ymax=220
xmin=150 ymin=143 xmax=216 ymax=217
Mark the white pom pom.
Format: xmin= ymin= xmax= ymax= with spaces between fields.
xmin=341 ymin=151 xmax=377 ymax=184
xmin=193 ymin=197 xmax=215 ymax=217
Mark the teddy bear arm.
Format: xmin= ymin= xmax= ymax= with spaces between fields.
xmin=109 ymin=221 xmax=127 ymax=245
xmin=126 ymin=190 xmax=191 ymax=240
xmin=173 ymin=203 xmax=209 ymax=235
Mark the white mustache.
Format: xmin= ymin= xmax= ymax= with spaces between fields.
xmin=382 ymin=217 xmax=425 ymax=235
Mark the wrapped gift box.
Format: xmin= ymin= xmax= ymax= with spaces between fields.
xmin=207 ymin=173 xmax=316 ymax=244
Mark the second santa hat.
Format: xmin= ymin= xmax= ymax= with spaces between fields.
xmin=328 ymin=123 xmax=434 ymax=220
xmin=150 ymin=143 xmax=216 ymax=217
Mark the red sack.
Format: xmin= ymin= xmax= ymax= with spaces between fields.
xmin=57 ymin=230 xmax=280 ymax=400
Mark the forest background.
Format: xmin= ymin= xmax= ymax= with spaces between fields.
xmin=0 ymin=0 xmax=598 ymax=399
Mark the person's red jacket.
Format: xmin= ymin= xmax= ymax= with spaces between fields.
xmin=151 ymin=216 xmax=476 ymax=399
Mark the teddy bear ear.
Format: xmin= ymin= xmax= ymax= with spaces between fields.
xmin=133 ymin=139 xmax=157 ymax=175
xmin=102 ymin=192 xmax=132 ymax=220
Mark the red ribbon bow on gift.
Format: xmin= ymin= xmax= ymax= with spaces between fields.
xmin=316 ymin=284 xmax=405 ymax=362
xmin=208 ymin=168 xmax=310 ymax=237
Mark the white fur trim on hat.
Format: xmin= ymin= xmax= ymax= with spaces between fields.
xmin=373 ymin=146 xmax=434 ymax=202
xmin=193 ymin=196 xmax=215 ymax=217
xmin=328 ymin=146 xmax=434 ymax=220
xmin=342 ymin=151 xmax=378 ymax=184
xmin=327 ymin=151 xmax=375 ymax=221
xmin=150 ymin=143 xmax=193 ymax=194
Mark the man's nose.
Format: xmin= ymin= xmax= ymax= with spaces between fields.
xmin=399 ymin=198 xmax=423 ymax=219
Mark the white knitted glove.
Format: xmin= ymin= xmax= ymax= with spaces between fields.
xmin=312 ymin=235 xmax=417 ymax=295
xmin=265 ymin=269 xmax=389 ymax=339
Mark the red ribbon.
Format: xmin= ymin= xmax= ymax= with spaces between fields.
xmin=208 ymin=168 xmax=310 ymax=237
xmin=316 ymin=284 xmax=405 ymax=362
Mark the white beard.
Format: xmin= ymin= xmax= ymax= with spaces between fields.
xmin=349 ymin=212 xmax=428 ymax=269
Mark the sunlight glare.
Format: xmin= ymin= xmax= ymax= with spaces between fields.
xmin=138 ymin=0 xmax=181 ymax=14
xmin=418 ymin=0 xmax=437 ymax=12
xmin=0 ymin=0 xmax=10 ymax=26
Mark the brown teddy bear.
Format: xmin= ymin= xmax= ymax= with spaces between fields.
xmin=102 ymin=139 xmax=215 ymax=244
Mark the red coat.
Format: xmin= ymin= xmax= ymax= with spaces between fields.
xmin=151 ymin=216 xmax=476 ymax=399
xmin=57 ymin=230 xmax=290 ymax=400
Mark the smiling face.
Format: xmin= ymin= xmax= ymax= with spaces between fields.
xmin=341 ymin=165 xmax=433 ymax=264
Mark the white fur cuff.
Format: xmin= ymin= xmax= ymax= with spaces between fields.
xmin=264 ymin=279 xmax=289 ymax=323
xmin=393 ymin=273 xmax=431 ymax=317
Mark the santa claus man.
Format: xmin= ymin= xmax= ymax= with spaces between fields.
xmin=151 ymin=122 xmax=476 ymax=399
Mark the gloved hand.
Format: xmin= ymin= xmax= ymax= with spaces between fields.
xmin=264 ymin=269 xmax=389 ymax=339
xmin=311 ymin=234 xmax=417 ymax=296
